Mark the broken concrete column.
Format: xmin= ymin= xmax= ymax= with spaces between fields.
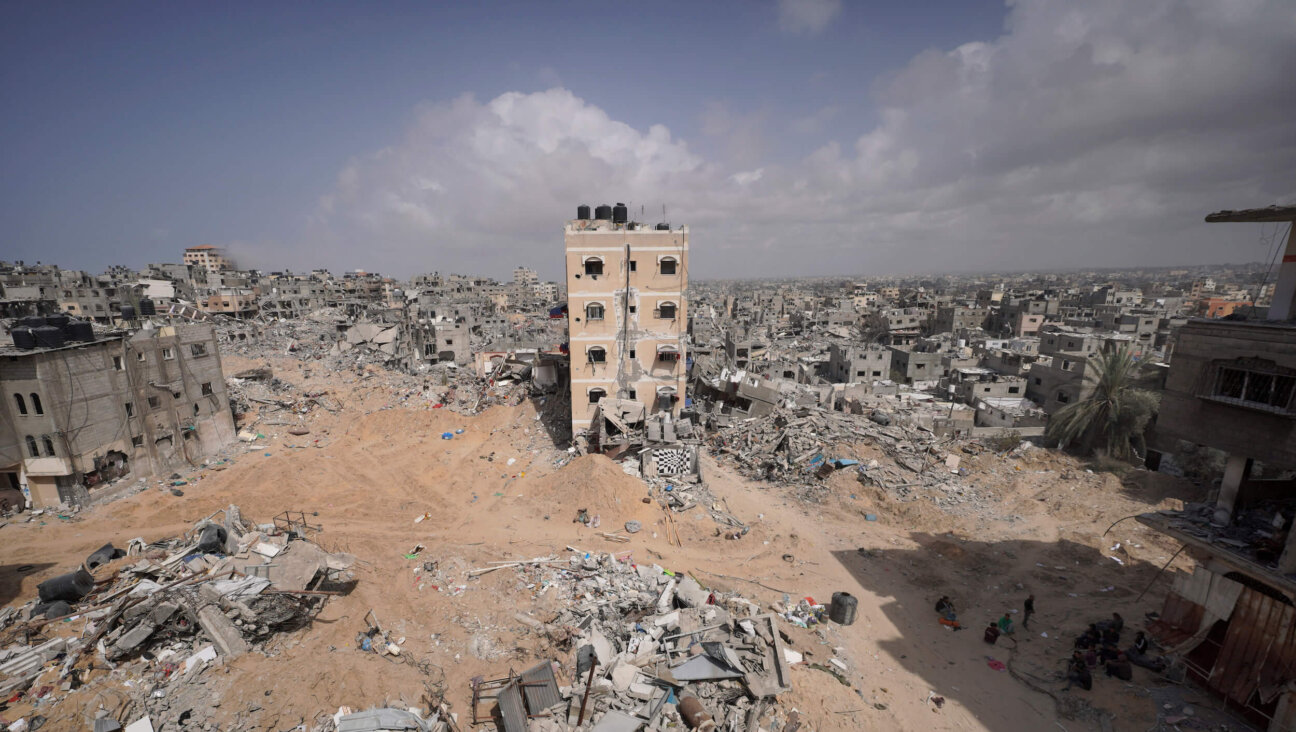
xmin=1212 ymin=455 xmax=1250 ymax=526
xmin=197 ymin=604 xmax=249 ymax=658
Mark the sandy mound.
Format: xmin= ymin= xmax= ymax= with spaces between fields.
xmin=520 ymin=454 xmax=660 ymax=527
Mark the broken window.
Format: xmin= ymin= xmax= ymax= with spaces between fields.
xmin=113 ymin=356 xmax=123 ymax=370
xmin=583 ymin=258 xmax=604 ymax=276
xmin=1057 ymin=392 xmax=1070 ymax=404
xmin=588 ymin=388 xmax=606 ymax=404
xmin=13 ymin=393 xmax=27 ymax=416
xmin=586 ymin=302 xmax=605 ymax=321
xmin=588 ymin=346 xmax=607 ymax=364
xmin=190 ymin=343 xmax=208 ymax=357
xmin=136 ymin=351 xmax=146 ymax=362
xmin=657 ymin=301 xmax=677 ymax=319
xmin=162 ymin=347 xmax=174 ymax=360
xmin=201 ymin=382 xmax=213 ymax=396
xmin=629 ymin=260 xmax=637 ymax=272
xmin=25 ymin=435 xmax=38 ymax=458
xmin=42 ymin=436 xmax=55 ymax=457
xmin=659 ymin=257 xmax=677 ymax=275
xmin=125 ymin=402 xmax=134 ymax=417
xmin=148 ymin=396 xmax=161 ymax=409
xmin=131 ymin=435 xmax=143 ymax=448
xmin=30 ymin=393 xmax=42 ymax=415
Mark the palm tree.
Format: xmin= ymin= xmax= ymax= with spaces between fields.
xmin=1046 ymin=345 xmax=1160 ymax=460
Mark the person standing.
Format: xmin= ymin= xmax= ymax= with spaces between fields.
xmin=1023 ymin=594 xmax=1035 ymax=630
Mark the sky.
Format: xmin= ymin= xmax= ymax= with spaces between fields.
xmin=3 ymin=0 xmax=1295 ymax=281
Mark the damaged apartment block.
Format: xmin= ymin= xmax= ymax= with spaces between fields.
xmin=0 ymin=319 xmax=236 ymax=509
xmin=565 ymin=203 xmax=698 ymax=477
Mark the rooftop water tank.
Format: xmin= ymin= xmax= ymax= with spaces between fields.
xmin=32 ymin=325 xmax=65 ymax=349
xmin=576 ymin=204 xmax=591 ymax=220
xmin=65 ymin=321 xmax=94 ymax=342
xmin=11 ymin=328 xmax=36 ymax=350
xmin=655 ymin=223 xmax=670 ymax=230
xmin=119 ymin=304 xmax=136 ymax=320
xmin=19 ymin=316 xmax=46 ymax=329
xmin=612 ymin=203 xmax=628 ymax=224
xmin=594 ymin=204 xmax=612 ymax=220
xmin=138 ymin=298 xmax=156 ymax=316
xmin=45 ymin=314 xmax=70 ymax=330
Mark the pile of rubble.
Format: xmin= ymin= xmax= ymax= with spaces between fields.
xmin=706 ymin=404 xmax=995 ymax=509
xmin=467 ymin=550 xmax=853 ymax=731
xmin=0 ymin=505 xmax=356 ymax=730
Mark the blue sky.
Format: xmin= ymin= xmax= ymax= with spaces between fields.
xmin=3 ymin=0 xmax=1294 ymax=279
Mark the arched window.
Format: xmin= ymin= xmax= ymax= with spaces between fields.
xmin=30 ymin=393 xmax=42 ymax=415
xmin=588 ymin=388 xmax=606 ymax=405
xmin=25 ymin=435 xmax=38 ymax=458
xmin=42 ymin=436 xmax=55 ymax=457
xmin=13 ymin=394 xmax=27 ymax=416
xmin=657 ymin=301 xmax=677 ymax=320
xmin=583 ymin=257 xmax=604 ymax=276
xmin=659 ymin=257 xmax=677 ymax=275
xmin=587 ymin=346 xmax=607 ymax=364
xmin=586 ymin=302 xmax=605 ymax=321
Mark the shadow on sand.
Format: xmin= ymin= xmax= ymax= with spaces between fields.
xmin=830 ymin=532 xmax=1181 ymax=730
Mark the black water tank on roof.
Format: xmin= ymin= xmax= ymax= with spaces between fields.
xmin=119 ymin=304 xmax=136 ymax=320
xmin=139 ymin=298 xmax=156 ymax=316
xmin=45 ymin=314 xmax=70 ymax=330
xmin=32 ymin=325 xmax=65 ymax=349
xmin=612 ymin=202 xmax=628 ymax=224
xmin=65 ymin=321 xmax=94 ymax=342
xmin=655 ymin=223 xmax=670 ymax=231
xmin=594 ymin=204 xmax=612 ymax=220
xmin=19 ymin=316 xmax=46 ymax=329
xmin=576 ymin=204 xmax=591 ymax=220
xmin=11 ymin=328 xmax=36 ymax=350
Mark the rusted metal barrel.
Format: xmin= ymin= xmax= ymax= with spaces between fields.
xmin=679 ymin=696 xmax=716 ymax=732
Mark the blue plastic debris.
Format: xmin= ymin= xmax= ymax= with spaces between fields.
xmin=441 ymin=432 xmax=454 ymax=440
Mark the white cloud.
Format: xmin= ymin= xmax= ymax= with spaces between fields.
xmin=778 ymin=0 xmax=843 ymax=35
xmin=303 ymin=0 xmax=1296 ymax=278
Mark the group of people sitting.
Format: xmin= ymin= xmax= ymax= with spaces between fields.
xmin=1066 ymin=613 xmax=1166 ymax=690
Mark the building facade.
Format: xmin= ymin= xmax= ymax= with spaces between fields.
xmin=565 ymin=207 xmax=688 ymax=435
xmin=183 ymin=245 xmax=233 ymax=275
xmin=0 ymin=323 xmax=236 ymax=508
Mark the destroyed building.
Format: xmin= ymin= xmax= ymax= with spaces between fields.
xmin=826 ymin=342 xmax=891 ymax=384
xmin=0 ymin=320 xmax=235 ymax=508
xmin=1137 ymin=205 xmax=1296 ymax=732
xmin=565 ymin=204 xmax=688 ymax=443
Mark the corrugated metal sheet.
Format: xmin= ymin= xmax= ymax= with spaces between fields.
xmin=496 ymin=682 xmax=527 ymax=732
xmin=519 ymin=660 xmax=562 ymax=714
xmin=1209 ymin=587 xmax=1296 ymax=709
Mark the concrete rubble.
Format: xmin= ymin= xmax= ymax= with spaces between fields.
xmin=463 ymin=549 xmax=854 ymax=732
xmin=0 ymin=504 xmax=356 ymax=731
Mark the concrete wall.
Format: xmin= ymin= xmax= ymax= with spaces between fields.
xmin=1153 ymin=320 xmax=1296 ymax=467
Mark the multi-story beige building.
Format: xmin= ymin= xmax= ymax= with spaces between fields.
xmin=183 ymin=245 xmax=233 ymax=275
xmin=565 ymin=204 xmax=687 ymax=434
